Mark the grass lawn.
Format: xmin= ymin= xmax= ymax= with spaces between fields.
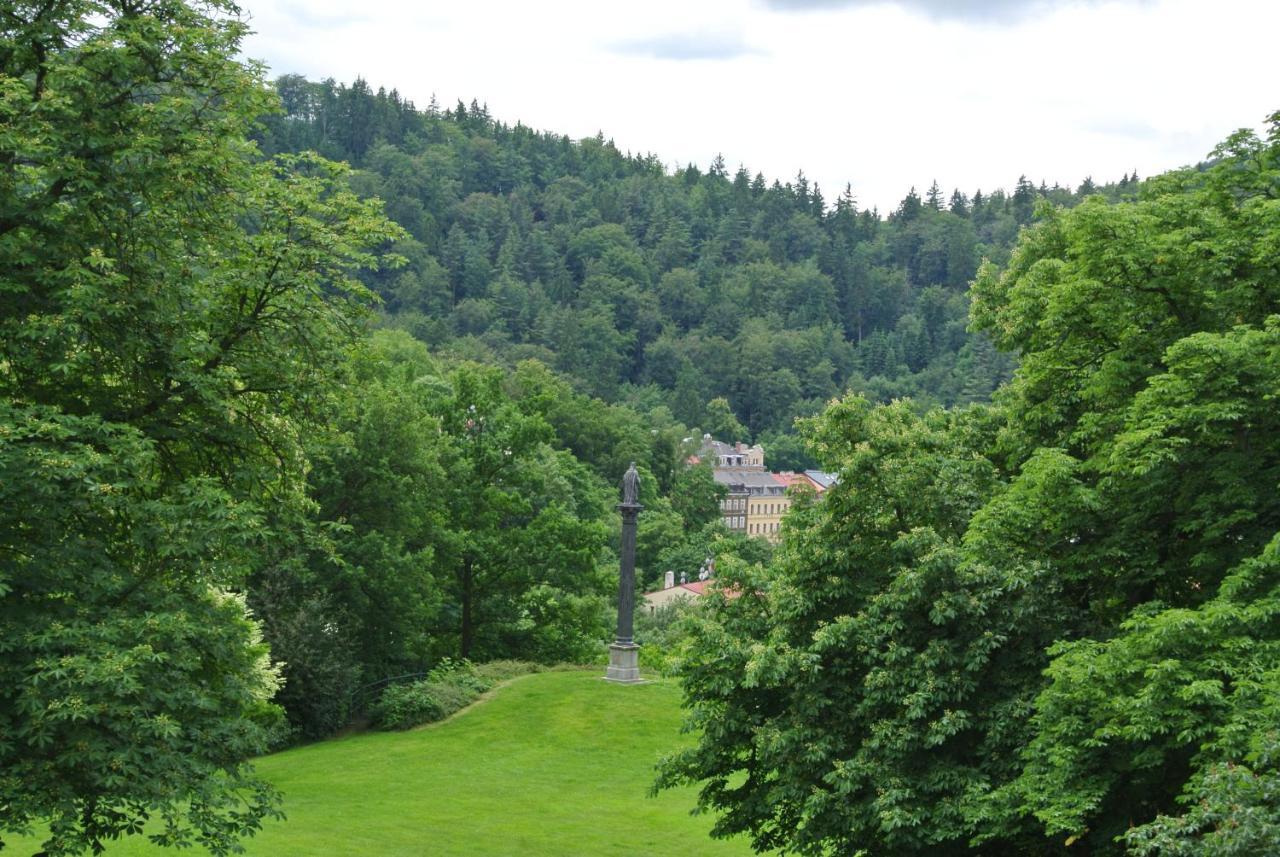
xmin=10 ymin=671 xmax=757 ymax=856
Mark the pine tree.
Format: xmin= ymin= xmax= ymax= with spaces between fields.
xmin=925 ymin=179 xmax=944 ymax=211
xmin=1012 ymin=174 xmax=1037 ymax=224
xmin=896 ymin=186 xmax=923 ymax=221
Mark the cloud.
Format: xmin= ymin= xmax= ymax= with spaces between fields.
xmin=275 ymin=2 xmax=372 ymax=31
xmin=760 ymin=0 xmax=1132 ymax=24
xmin=1084 ymin=118 xmax=1207 ymax=154
xmin=1085 ymin=117 xmax=1163 ymax=141
xmin=612 ymin=30 xmax=765 ymax=61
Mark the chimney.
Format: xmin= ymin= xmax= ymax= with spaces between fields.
xmin=664 ymin=570 xmax=675 ymax=590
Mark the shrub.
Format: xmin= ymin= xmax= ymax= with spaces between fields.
xmin=427 ymin=658 xmax=492 ymax=695
xmin=635 ymin=598 xmax=702 ymax=676
xmin=472 ymin=660 xmax=544 ymax=683
xmin=373 ymin=679 xmax=469 ymax=730
xmin=372 ymin=659 xmax=541 ymax=730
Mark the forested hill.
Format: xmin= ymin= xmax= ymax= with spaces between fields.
xmin=257 ymin=76 xmax=1141 ymax=445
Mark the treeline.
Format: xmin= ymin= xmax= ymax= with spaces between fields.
xmin=257 ymin=77 xmax=1141 ymax=442
xmin=659 ymin=115 xmax=1280 ymax=855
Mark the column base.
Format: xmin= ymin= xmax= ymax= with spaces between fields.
xmin=604 ymin=642 xmax=644 ymax=684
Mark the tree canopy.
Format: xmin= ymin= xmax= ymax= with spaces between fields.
xmin=1 ymin=1 xmax=398 ymax=852
xmin=658 ymin=111 xmax=1280 ymax=856
xmin=253 ymin=75 xmax=1153 ymax=438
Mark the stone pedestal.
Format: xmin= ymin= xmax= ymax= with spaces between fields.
xmin=604 ymin=642 xmax=643 ymax=684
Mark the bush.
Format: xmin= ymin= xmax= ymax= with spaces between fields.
xmin=250 ymin=564 xmax=361 ymax=743
xmin=371 ymin=659 xmax=541 ymax=730
xmin=635 ymin=598 xmax=702 ymax=676
xmin=427 ymin=658 xmax=492 ymax=694
xmin=472 ymin=660 xmax=545 ymax=683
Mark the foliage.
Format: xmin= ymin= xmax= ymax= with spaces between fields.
xmin=372 ymin=677 xmax=476 ymax=731
xmin=658 ymin=111 xmax=1280 ymax=855
xmin=1123 ymin=735 xmax=1280 ymax=857
xmin=235 ymin=331 xmax=624 ymax=741
xmin=247 ymin=560 xmax=361 ymax=743
xmin=671 ymin=462 xmax=729 ymax=529
xmin=430 ymin=362 xmax=614 ymax=660
xmin=657 ymin=400 xmax=1024 ymax=856
xmin=248 ymin=330 xmax=451 ymax=740
xmin=257 ymin=76 xmax=1147 ymax=440
xmin=0 ymin=1 xmax=399 ymax=852
xmin=0 ymin=409 xmax=288 ymax=855
xmin=972 ymin=113 xmax=1280 ymax=852
xmin=471 ymin=660 xmax=547 ymax=683
xmin=635 ymin=599 xmax=705 ymax=676
xmin=370 ymin=659 xmax=540 ymax=730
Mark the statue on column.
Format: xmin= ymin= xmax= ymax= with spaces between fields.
xmin=621 ymin=462 xmax=640 ymax=506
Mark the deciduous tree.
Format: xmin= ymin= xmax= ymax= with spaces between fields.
xmin=1 ymin=1 xmax=400 ymax=852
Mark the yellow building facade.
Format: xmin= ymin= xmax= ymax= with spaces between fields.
xmin=746 ymin=488 xmax=789 ymax=543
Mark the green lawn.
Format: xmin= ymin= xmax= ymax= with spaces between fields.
xmin=12 ymin=671 xmax=756 ymax=856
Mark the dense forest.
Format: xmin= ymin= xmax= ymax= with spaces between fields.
xmin=254 ymin=76 xmax=1145 ymax=458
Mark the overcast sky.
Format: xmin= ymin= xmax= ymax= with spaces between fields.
xmin=242 ymin=0 xmax=1279 ymax=212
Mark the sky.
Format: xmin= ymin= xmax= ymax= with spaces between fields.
xmin=241 ymin=0 xmax=1280 ymax=213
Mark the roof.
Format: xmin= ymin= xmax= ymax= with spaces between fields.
xmin=773 ymin=471 xmax=812 ymax=490
xmin=702 ymin=439 xmax=735 ymax=457
xmin=643 ymin=579 xmax=744 ymax=601
xmin=714 ymin=469 xmax=784 ymax=494
xmin=642 ymin=580 xmax=712 ymax=598
xmin=803 ymin=470 xmax=839 ymax=490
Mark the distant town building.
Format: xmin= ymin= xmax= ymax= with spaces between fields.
xmin=642 ymin=561 xmax=730 ymax=614
xmin=773 ymin=471 xmax=813 ymax=492
xmin=746 ymin=473 xmax=789 ymax=543
xmin=700 ymin=436 xmax=765 ymax=469
xmin=716 ymin=468 xmax=787 ymax=540
xmin=642 ymin=578 xmax=714 ymax=613
xmin=695 ymin=436 xmax=839 ymax=544
xmin=802 ymin=470 xmax=839 ymax=493
xmin=698 ymin=436 xmax=785 ymax=543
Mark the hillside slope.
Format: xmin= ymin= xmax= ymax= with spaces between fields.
xmin=11 ymin=672 xmax=754 ymax=856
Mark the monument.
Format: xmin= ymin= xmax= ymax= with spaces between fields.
xmin=605 ymin=462 xmax=644 ymax=683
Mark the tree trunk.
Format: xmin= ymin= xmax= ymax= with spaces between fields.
xmin=460 ymin=556 xmax=474 ymax=659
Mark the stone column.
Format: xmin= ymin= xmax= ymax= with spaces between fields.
xmin=606 ymin=464 xmax=644 ymax=683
